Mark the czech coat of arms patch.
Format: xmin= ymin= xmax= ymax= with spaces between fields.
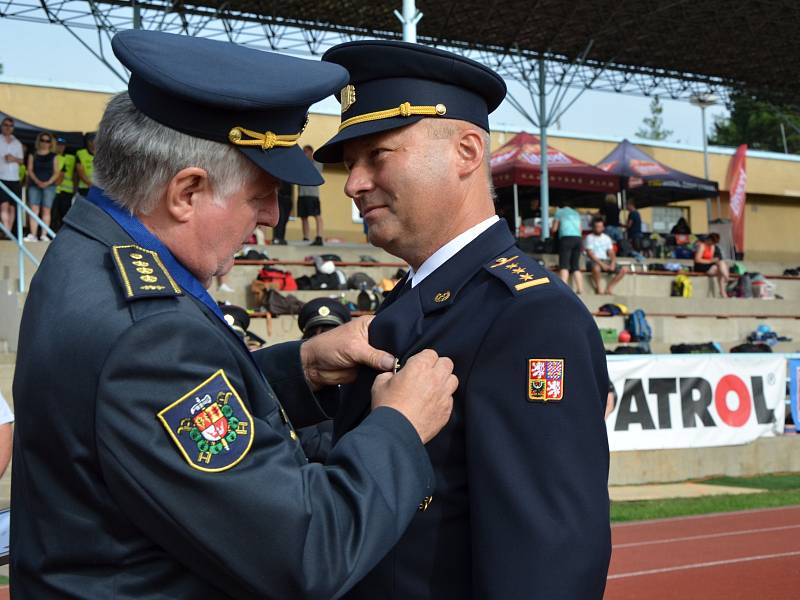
xmin=528 ymin=359 xmax=565 ymax=402
xmin=158 ymin=370 xmax=254 ymax=472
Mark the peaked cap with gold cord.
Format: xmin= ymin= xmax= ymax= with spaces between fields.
xmin=314 ymin=40 xmax=507 ymax=163
xmin=112 ymin=30 xmax=348 ymax=185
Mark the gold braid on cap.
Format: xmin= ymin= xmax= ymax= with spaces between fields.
xmin=338 ymin=102 xmax=447 ymax=133
xmin=228 ymin=117 xmax=309 ymax=150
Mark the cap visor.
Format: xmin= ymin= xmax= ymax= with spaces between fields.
xmin=305 ymin=315 xmax=345 ymax=330
xmin=314 ymin=116 xmax=427 ymax=163
xmin=240 ymin=144 xmax=323 ymax=185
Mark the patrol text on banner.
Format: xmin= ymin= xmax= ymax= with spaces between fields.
xmin=606 ymin=354 xmax=785 ymax=452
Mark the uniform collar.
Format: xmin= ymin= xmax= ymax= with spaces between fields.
xmin=82 ymin=187 xmax=225 ymax=322
xmin=415 ymin=219 xmax=516 ymax=315
xmin=409 ymin=215 xmax=499 ymax=288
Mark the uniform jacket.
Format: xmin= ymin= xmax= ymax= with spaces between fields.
xmin=335 ymin=221 xmax=612 ymax=599
xmin=11 ymin=195 xmax=434 ymax=599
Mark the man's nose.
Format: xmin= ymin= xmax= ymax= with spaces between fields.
xmin=258 ymin=192 xmax=279 ymax=228
xmin=344 ymin=163 xmax=375 ymax=200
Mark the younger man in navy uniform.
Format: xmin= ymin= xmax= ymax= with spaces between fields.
xmin=11 ymin=31 xmax=458 ymax=599
xmin=315 ymin=41 xmax=612 ymax=599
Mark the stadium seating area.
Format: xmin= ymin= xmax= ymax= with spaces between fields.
xmin=2 ymin=241 xmax=798 ymax=360
xmin=197 ymin=243 xmax=800 ymax=354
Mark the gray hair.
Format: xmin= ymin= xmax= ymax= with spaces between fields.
xmin=94 ymin=92 xmax=260 ymax=214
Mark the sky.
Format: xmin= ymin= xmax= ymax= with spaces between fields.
xmin=0 ymin=19 xmax=730 ymax=149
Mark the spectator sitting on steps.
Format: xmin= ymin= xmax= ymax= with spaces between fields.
xmin=694 ymin=232 xmax=730 ymax=298
xmin=584 ymin=216 xmax=628 ymax=295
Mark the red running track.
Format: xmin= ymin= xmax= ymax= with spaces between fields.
xmin=607 ymin=506 xmax=800 ymax=599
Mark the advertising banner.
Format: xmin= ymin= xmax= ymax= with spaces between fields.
xmin=727 ymin=144 xmax=748 ymax=253
xmin=607 ymin=354 xmax=785 ymax=452
xmin=790 ymin=358 xmax=800 ymax=430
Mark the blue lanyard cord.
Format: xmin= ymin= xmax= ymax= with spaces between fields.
xmin=87 ymin=186 xmax=226 ymax=323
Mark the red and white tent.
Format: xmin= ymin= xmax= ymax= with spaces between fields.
xmin=490 ymin=132 xmax=619 ymax=235
xmin=491 ymin=132 xmax=620 ymax=193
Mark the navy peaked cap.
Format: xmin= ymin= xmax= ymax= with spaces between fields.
xmin=111 ymin=30 xmax=349 ymax=185
xmin=298 ymin=298 xmax=351 ymax=336
xmin=314 ymin=40 xmax=506 ymax=163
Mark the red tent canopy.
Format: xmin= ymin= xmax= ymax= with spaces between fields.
xmin=491 ymin=132 xmax=620 ymax=194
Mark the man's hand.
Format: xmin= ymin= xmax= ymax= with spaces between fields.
xmin=300 ymin=316 xmax=396 ymax=391
xmin=371 ymin=350 xmax=457 ymax=444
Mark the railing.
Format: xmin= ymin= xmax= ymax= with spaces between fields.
xmin=0 ymin=180 xmax=56 ymax=293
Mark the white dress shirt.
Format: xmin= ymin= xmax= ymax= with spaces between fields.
xmin=408 ymin=215 xmax=500 ymax=288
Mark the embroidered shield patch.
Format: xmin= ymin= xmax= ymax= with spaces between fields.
xmin=528 ymin=359 xmax=564 ymax=402
xmin=158 ymin=370 xmax=254 ymax=472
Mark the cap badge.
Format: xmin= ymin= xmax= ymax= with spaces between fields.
xmin=318 ymin=305 xmax=331 ymax=317
xmin=341 ymin=84 xmax=356 ymax=114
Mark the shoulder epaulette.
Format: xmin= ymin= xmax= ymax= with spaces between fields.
xmin=111 ymin=244 xmax=183 ymax=301
xmin=484 ymin=253 xmax=550 ymax=295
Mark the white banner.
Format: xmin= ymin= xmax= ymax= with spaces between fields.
xmin=607 ymin=354 xmax=786 ymax=452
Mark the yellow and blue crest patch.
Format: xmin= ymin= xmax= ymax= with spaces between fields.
xmin=528 ymin=359 xmax=565 ymax=402
xmin=158 ymin=370 xmax=254 ymax=472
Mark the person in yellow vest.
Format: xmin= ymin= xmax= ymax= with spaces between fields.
xmin=75 ymin=132 xmax=95 ymax=200
xmin=53 ymin=137 xmax=77 ymax=231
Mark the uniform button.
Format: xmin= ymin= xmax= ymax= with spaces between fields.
xmin=289 ymin=430 xmax=298 ymax=441
xmin=418 ymin=496 xmax=433 ymax=512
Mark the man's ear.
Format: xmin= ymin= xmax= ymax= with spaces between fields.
xmin=454 ymin=128 xmax=486 ymax=179
xmin=164 ymin=167 xmax=213 ymax=223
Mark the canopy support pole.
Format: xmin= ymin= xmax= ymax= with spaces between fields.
xmin=394 ymin=0 xmax=423 ymax=43
xmin=512 ymin=183 xmax=520 ymax=237
xmin=538 ymin=58 xmax=550 ymax=241
xmin=698 ymin=101 xmax=713 ymax=224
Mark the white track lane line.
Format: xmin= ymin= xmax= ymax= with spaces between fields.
xmin=614 ymin=524 xmax=800 ymax=549
xmin=608 ymin=550 xmax=800 ymax=580
xmin=613 ymin=505 xmax=800 ymax=528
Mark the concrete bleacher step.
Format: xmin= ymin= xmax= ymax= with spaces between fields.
xmin=245 ymin=309 xmax=800 ymax=350
xmin=581 ymin=294 xmax=800 ymax=317
xmin=593 ymin=313 xmax=800 ymax=349
xmin=578 ymin=271 xmax=800 ymax=301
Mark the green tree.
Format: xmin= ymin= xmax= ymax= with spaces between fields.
xmin=636 ymin=96 xmax=673 ymax=141
xmin=710 ymin=93 xmax=800 ymax=154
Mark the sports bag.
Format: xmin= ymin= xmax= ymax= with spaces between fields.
xmin=257 ymin=267 xmax=298 ymax=291
xmin=671 ymin=274 xmax=693 ymax=298
xmin=625 ymin=309 xmax=652 ymax=342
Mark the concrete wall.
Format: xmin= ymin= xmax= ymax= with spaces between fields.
xmin=609 ymin=436 xmax=800 ymax=485
xmin=0 ymin=82 xmax=112 ymax=133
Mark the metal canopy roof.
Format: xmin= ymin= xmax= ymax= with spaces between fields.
xmin=176 ymin=0 xmax=795 ymax=94
xmin=3 ymin=1 xmax=797 ymax=104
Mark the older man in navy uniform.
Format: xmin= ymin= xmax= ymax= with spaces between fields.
xmin=315 ymin=41 xmax=611 ymax=599
xmin=10 ymin=31 xmax=459 ymax=599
